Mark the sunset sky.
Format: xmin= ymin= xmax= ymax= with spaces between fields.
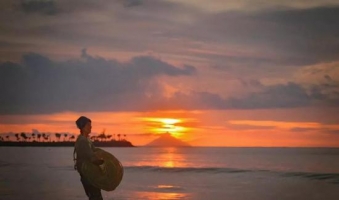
xmin=1 ymin=0 xmax=339 ymax=147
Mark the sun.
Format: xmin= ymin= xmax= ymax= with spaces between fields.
xmin=142 ymin=117 xmax=188 ymax=138
xmin=161 ymin=118 xmax=180 ymax=125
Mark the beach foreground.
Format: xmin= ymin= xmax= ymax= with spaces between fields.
xmin=0 ymin=147 xmax=339 ymax=200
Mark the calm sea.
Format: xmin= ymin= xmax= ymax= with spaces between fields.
xmin=0 ymin=147 xmax=339 ymax=200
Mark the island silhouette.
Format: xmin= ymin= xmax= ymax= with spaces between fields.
xmin=146 ymin=133 xmax=191 ymax=147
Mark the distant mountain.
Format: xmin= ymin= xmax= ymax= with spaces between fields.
xmin=146 ymin=133 xmax=191 ymax=147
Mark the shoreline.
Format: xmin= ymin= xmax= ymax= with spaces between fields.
xmin=0 ymin=140 xmax=135 ymax=147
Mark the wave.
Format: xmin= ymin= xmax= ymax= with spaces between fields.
xmin=283 ymin=172 xmax=339 ymax=183
xmin=48 ymin=165 xmax=74 ymax=171
xmin=0 ymin=162 xmax=10 ymax=167
xmin=125 ymin=166 xmax=339 ymax=184
xmin=0 ymin=161 xmax=23 ymax=168
xmin=125 ymin=166 xmax=255 ymax=173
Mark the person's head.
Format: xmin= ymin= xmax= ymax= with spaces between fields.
xmin=75 ymin=116 xmax=92 ymax=136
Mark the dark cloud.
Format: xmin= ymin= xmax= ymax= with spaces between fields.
xmin=230 ymin=83 xmax=312 ymax=109
xmin=6 ymin=0 xmax=141 ymax=17
xmin=167 ymin=83 xmax=311 ymax=110
xmin=163 ymin=81 xmax=339 ymax=110
xmin=238 ymin=79 xmax=263 ymax=88
xmin=1 ymin=50 xmax=338 ymax=114
xmin=126 ymin=133 xmax=157 ymax=137
xmin=193 ymin=6 xmax=339 ymax=68
xmin=307 ymin=74 xmax=339 ymax=105
xmin=123 ymin=0 xmax=143 ymax=7
xmin=324 ymin=75 xmax=332 ymax=82
xmin=325 ymin=129 xmax=339 ymax=134
xmin=259 ymin=6 xmax=339 ymax=63
xmin=0 ymin=0 xmax=199 ymax=63
xmin=226 ymin=123 xmax=275 ymax=131
xmin=21 ymin=0 xmax=57 ymax=15
xmin=289 ymin=127 xmax=319 ymax=132
xmin=290 ymin=127 xmax=339 ymax=135
xmin=0 ymin=50 xmax=196 ymax=114
xmin=228 ymin=81 xmax=339 ymax=109
xmin=2 ymin=1 xmax=338 ymax=72
xmin=1 ymin=1 xmax=339 ymax=114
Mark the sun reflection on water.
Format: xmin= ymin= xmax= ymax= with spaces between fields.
xmin=158 ymin=147 xmax=185 ymax=168
xmin=134 ymin=191 xmax=189 ymax=200
xmin=135 ymin=147 xmax=187 ymax=168
xmin=131 ymin=148 xmax=190 ymax=199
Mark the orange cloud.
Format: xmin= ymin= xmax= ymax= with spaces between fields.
xmin=228 ymin=120 xmax=339 ymax=130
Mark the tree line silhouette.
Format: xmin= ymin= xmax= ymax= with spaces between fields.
xmin=0 ymin=132 xmax=128 ymax=143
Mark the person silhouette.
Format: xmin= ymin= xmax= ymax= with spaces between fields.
xmin=74 ymin=116 xmax=104 ymax=200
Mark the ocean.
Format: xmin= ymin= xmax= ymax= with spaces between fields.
xmin=0 ymin=147 xmax=338 ymax=200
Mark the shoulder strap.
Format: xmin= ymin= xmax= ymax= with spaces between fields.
xmin=73 ymin=135 xmax=80 ymax=171
xmin=73 ymin=147 xmax=77 ymax=170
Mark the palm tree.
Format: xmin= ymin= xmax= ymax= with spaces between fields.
xmin=117 ymin=134 xmax=121 ymax=141
xmin=107 ymin=135 xmax=112 ymax=141
xmin=100 ymin=129 xmax=106 ymax=142
xmin=6 ymin=135 xmax=10 ymax=141
xmin=37 ymin=134 xmax=41 ymax=142
xmin=55 ymin=133 xmax=61 ymax=142
xmin=20 ymin=132 xmax=27 ymax=142
xmin=31 ymin=133 xmax=35 ymax=142
xmin=15 ymin=133 xmax=19 ymax=141
xmin=97 ymin=133 xmax=106 ymax=142
xmin=70 ymin=135 xmax=75 ymax=141
xmin=64 ymin=134 xmax=68 ymax=142
xmin=123 ymin=134 xmax=127 ymax=141
xmin=44 ymin=135 xmax=49 ymax=142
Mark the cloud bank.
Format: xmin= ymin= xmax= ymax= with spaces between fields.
xmin=1 ymin=51 xmax=338 ymax=114
xmin=0 ymin=50 xmax=196 ymax=114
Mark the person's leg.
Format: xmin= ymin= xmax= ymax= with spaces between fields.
xmin=80 ymin=175 xmax=103 ymax=200
xmin=80 ymin=175 xmax=91 ymax=198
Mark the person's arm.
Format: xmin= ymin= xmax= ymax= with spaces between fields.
xmin=77 ymin=139 xmax=103 ymax=164
xmin=93 ymin=147 xmax=100 ymax=152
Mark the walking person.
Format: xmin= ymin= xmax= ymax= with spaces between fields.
xmin=74 ymin=116 xmax=104 ymax=200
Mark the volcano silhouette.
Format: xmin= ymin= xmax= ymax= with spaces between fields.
xmin=146 ymin=133 xmax=191 ymax=147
